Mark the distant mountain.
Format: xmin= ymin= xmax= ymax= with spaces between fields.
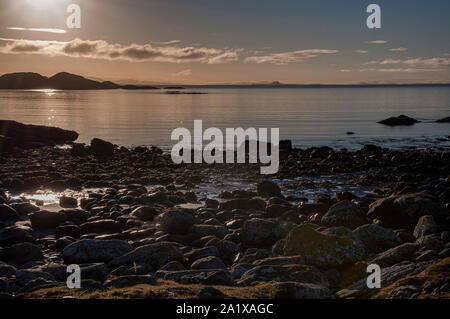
xmin=0 ymin=72 xmax=160 ymax=90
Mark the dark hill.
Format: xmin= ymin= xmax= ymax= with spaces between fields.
xmin=0 ymin=72 xmax=158 ymax=90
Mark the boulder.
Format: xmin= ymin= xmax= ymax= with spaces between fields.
xmin=378 ymin=115 xmax=419 ymax=126
xmin=80 ymin=219 xmax=121 ymax=234
xmin=257 ymin=181 xmax=281 ymax=197
xmin=160 ymin=210 xmax=196 ymax=234
xmin=436 ymin=116 xmax=450 ymax=123
xmin=0 ymin=204 xmax=19 ymax=222
xmin=90 ymin=138 xmax=114 ymax=157
xmin=0 ymin=243 xmax=44 ymax=267
xmin=371 ymin=243 xmax=419 ymax=267
xmin=353 ymin=224 xmax=401 ymax=254
xmin=367 ymin=192 xmax=448 ymax=229
xmin=272 ymin=282 xmax=334 ymax=299
xmin=190 ymin=224 xmax=228 ymax=239
xmin=0 ymin=225 xmax=33 ymax=246
xmin=321 ymin=201 xmax=368 ymax=229
xmin=62 ymin=239 xmax=132 ymax=264
xmin=131 ymin=206 xmax=159 ymax=221
xmin=109 ymin=242 xmax=183 ymax=270
xmin=0 ymin=120 xmax=78 ymax=152
xmin=59 ymin=196 xmax=77 ymax=207
xmin=284 ymin=225 xmax=364 ymax=268
xmin=190 ymin=256 xmax=226 ymax=270
xmin=297 ymin=202 xmax=329 ymax=216
xmin=238 ymin=264 xmax=329 ymax=287
xmin=240 ymin=218 xmax=288 ymax=248
xmin=413 ymin=215 xmax=447 ymax=239
xmin=29 ymin=210 xmax=66 ymax=230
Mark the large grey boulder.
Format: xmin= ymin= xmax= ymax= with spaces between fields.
xmin=284 ymin=225 xmax=364 ymax=268
xmin=109 ymin=242 xmax=183 ymax=270
xmin=62 ymin=239 xmax=132 ymax=264
xmin=321 ymin=201 xmax=368 ymax=230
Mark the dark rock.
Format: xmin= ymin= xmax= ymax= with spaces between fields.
xmin=10 ymin=202 xmax=40 ymax=216
xmin=90 ymin=138 xmax=114 ymax=157
xmin=436 ymin=116 xmax=450 ymax=123
xmin=190 ymin=256 xmax=226 ymax=270
xmin=55 ymin=224 xmax=81 ymax=239
xmin=29 ymin=210 xmax=67 ymax=230
xmin=240 ymin=218 xmax=288 ymax=248
xmin=131 ymin=206 xmax=159 ymax=221
xmin=0 ymin=225 xmax=33 ymax=246
xmin=257 ymin=181 xmax=281 ymax=197
xmin=378 ymin=115 xmax=419 ymax=126
xmin=284 ymin=225 xmax=364 ymax=267
xmin=353 ymin=224 xmax=401 ymax=254
xmin=109 ymin=242 xmax=183 ymax=270
xmin=80 ymin=219 xmax=122 ymax=234
xmin=0 ymin=243 xmax=44 ymax=267
xmin=62 ymin=239 xmax=132 ymax=264
xmin=160 ymin=210 xmax=196 ymax=234
xmin=272 ymin=282 xmax=333 ymax=299
xmin=321 ymin=201 xmax=368 ymax=229
xmin=238 ymin=264 xmax=328 ymax=287
xmin=413 ymin=215 xmax=447 ymax=239
xmin=0 ymin=204 xmax=20 ymax=222
xmin=59 ymin=196 xmax=77 ymax=207
xmin=190 ymin=224 xmax=228 ymax=239
xmin=197 ymin=286 xmax=226 ymax=299
xmin=367 ymin=192 xmax=448 ymax=229
xmin=0 ymin=120 xmax=78 ymax=153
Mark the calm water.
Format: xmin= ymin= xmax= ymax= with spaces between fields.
xmin=0 ymin=87 xmax=449 ymax=149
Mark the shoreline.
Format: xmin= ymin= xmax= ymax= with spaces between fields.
xmin=0 ymin=136 xmax=449 ymax=299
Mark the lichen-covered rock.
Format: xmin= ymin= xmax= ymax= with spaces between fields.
xmin=413 ymin=215 xmax=447 ymax=239
xmin=109 ymin=242 xmax=183 ymax=270
xmin=321 ymin=201 xmax=368 ymax=230
xmin=240 ymin=218 xmax=290 ymax=248
xmin=238 ymin=264 xmax=329 ymax=286
xmin=353 ymin=224 xmax=401 ymax=254
xmin=371 ymin=243 xmax=419 ymax=267
xmin=62 ymin=239 xmax=132 ymax=264
xmin=190 ymin=256 xmax=226 ymax=270
xmin=283 ymin=225 xmax=364 ymax=268
xmin=272 ymin=282 xmax=334 ymax=299
xmin=367 ymin=192 xmax=448 ymax=229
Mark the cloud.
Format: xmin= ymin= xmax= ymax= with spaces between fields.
xmin=355 ymin=50 xmax=368 ymax=54
xmin=364 ymin=57 xmax=450 ymax=68
xmin=0 ymin=38 xmax=240 ymax=64
xmin=340 ymin=69 xmax=352 ymax=72
xmin=390 ymin=47 xmax=408 ymax=52
xmin=7 ymin=27 xmax=67 ymax=34
xmin=172 ymin=69 xmax=192 ymax=77
xmin=151 ymin=40 xmax=181 ymax=45
xmin=244 ymin=49 xmax=338 ymax=65
xmin=360 ymin=68 xmax=443 ymax=73
xmin=366 ymin=40 xmax=387 ymax=44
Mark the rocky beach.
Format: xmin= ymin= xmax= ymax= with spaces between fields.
xmin=0 ymin=120 xmax=449 ymax=299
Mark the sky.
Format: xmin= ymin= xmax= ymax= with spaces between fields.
xmin=0 ymin=0 xmax=449 ymax=84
